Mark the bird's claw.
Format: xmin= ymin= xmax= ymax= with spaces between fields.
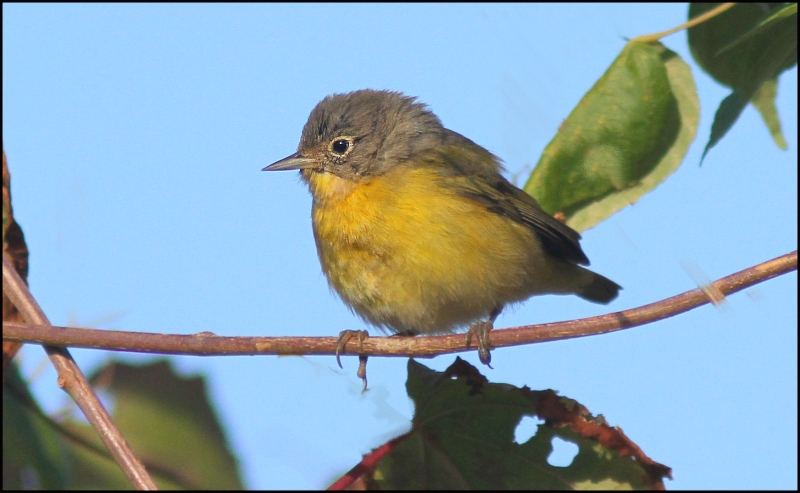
xmin=465 ymin=320 xmax=493 ymax=367
xmin=336 ymin=329 xmax=369 ymax=369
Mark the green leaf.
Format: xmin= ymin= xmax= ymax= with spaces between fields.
xmin=715 ymin=3 xmax=798 ymax=58
xmin=64 ymin=359 xmax=245 ymax=489
xmin=750 ymin=78 xmax=789 ymax=150
xmin=371 ymin=358 xmax=671 ymax=489
xmin=688 ymin=2 xmax=797 ymax=158
xmin=689 ymin=3 xmax=797 ymax=90
xmin=2 ymin=363 xmax=69 ymax=490
xmin=524 ymin=41 xmax=698 ymax=232
xmin=702 ymin=90 xmax=749 ymax=162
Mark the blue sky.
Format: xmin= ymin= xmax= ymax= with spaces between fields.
xmin=3 ymin=3 xmax=797 ymax=489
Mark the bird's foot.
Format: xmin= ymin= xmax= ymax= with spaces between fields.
xmin=336 ymin=329 xmax=369 ymax=369
xmin=465 ymin=320 xmax=493 ymax=367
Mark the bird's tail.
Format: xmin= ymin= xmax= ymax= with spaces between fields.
xmin=575 ymin=269 xmax=621 ymax=304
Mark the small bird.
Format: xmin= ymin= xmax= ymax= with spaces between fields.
xmin=264 ymin=89 xmax=620 ymax=365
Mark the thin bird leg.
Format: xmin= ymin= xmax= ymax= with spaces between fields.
xmin=465 ymin=306 xmax=502 ymax=367
xmin=356 ymin=355 xmax=368 ymax=392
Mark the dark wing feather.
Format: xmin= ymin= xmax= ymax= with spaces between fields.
xmin=419 ymin=130 xmax=590 ymax=266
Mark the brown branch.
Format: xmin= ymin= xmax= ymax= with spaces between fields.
xmin=2 ymin=255 xmax=158 ymax=490
xmin=4 ymin=251 xmax=796 ymax=361
xmin=631 ymin=2 xmax=736 ymax=43
xmin=3 ymin=148 xmax=29 ymax=372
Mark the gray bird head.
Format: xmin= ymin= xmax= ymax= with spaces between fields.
xmin=264 ymin=90 xmax=446 ymax=180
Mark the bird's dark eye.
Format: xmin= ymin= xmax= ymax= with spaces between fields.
xmin=332 ymin=139 xmax=350 ymax=155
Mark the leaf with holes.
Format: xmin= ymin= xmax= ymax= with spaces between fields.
xmin=360 ymin=358 xmax=671 ymax=490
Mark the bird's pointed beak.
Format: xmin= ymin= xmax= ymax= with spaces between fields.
xmin=262 ymin=152 xmax=318 ymax=171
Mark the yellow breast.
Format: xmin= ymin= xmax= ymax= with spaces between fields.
xmin=304 ymin=165 xmax=555 ymax=334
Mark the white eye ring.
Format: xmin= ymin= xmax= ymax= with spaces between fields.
xmin=330 ymin=137 xmax=354 ymax=156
